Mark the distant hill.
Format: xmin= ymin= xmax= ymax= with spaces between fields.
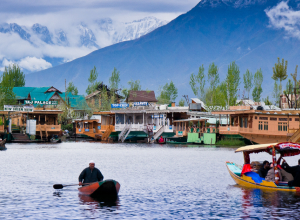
xmin=25 ymin=0 xmax=300 ymax=100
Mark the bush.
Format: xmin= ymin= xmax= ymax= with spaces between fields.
xmin=216 ymin=138 xmax=245 ymax=147
xmin=62 ymin=123 xmax=73 ymax=131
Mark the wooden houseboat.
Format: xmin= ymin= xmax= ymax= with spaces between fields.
xmin=9 ymin=108 xmax=63 ymax=141
xmin=74 ymin=112 xmax=115 ymax=141
xmin=213 ymin=107 xmax=300 ymax=144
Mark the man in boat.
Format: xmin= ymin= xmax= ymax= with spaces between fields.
xmin=79 ymin=160 xmax=104 ymax=186
xmin=282 ymin=159 xmax=300 ymax=187
xmin=265 ymin=163 xmax=282 ymax=182
xmin=258 ymin=160 xmax=270 ymax=178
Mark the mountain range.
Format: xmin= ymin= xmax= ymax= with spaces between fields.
xmin=24 ymin=0 xmax=300 ymax=100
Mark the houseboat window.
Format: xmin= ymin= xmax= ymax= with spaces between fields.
xmin=296 ymin=118 xmax=300 ymax=121
xmin=259 ymin=117 xmax=268 ymax=120
xmin=264 ymin=122 xmax=268 ymax=130
xmin=84 ymin=123 xmax=89 ymax=129
xmin=255 ymin=116 xmax=257 ymax=120
xmin=279 ymin=118 xmax=288 ymax=121
xmin=289 ymin=118 xmax=292 ymax=121
xmin=283 ymin=123 xmax=287 ymax=131
xmin=239 ymin=117 xmax=243 ymax=128
xmin=244 ymin=118 xmax=248 ymax=128
xmin=278 ymin=123 xmax=282 ymax=131
xmin=270 ymin=117 xmax=277 ymax=121
xmin=258 ymin=121 xmax=263 ymax=130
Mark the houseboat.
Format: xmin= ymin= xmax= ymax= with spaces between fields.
xmin=74 ymin=112 xmax=115 ymax=142
xmin=213 ymin=106 xmax=300 ymax=144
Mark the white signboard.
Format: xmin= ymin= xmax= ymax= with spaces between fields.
xmin=4 ymin=105 xmax=34 ymax=112
xmin=25 ymin=100 xmax=58 ymax=105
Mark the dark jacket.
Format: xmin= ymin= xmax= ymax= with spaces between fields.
xmin=79 ymin=167 xmax=104 ymax=184
xmin=282 ymin=162 xmax=300 ymax=187
xmin=258 ymin=167 xmax=269 ymax=178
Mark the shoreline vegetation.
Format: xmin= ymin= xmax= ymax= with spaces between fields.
xmin=216 ymin=138 xmax=246 ymax=147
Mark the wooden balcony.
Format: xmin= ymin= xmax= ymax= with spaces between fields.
xmin=36 ymin=124 xmax=61 ymax=132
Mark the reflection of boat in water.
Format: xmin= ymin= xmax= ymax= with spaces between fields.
xmin=78 ymin=180 xmax=120 ymax=202
xmin=50 ymin=138 xmax=61 ymax=143
xmin=227 ymin=142 xmax=300 ymax=192
xmin=0 ymin=139 xmax=7 ymax=150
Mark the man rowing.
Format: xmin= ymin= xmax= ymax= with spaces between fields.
xmin=79 ymin=160 xmax=104 ymax=186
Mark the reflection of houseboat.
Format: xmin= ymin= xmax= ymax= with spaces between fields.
xmin=74 ymin=112 xmax=115 ymax=141
xmin=213 ymin=106 xmax=300 ymax=144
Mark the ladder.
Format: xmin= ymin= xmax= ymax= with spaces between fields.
xmin=118 ymin=124 xmax=131 ymax=142
xmin=289 ymin=129 xmax=300 ymax=143
xmin=150 ymin=125 xmax=165 ymax=143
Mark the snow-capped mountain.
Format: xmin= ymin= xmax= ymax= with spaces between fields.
xmin=0 ymin=16 xmax=167 ymax=72
xmin=0 ymin=23 xmax=31 ymax=41
xmin=113 ymin=17 xmax=168 ymax=43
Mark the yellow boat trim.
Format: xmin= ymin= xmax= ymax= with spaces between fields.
xmin=235 ymin=143 xmax=278 ymax=153
xmin=226 ymin=162 xmax=299 ymax=192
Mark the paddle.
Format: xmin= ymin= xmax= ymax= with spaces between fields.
xmin=53 ymin=183 xmax=91 ymax=189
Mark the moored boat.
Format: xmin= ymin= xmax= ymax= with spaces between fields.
xmin=78 ymin=179 xmax=120 ymax=202
xmin=226 ymin=142 xmax=300 ymax=192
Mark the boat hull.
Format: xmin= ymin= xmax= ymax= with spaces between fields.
xmin=78 ymin=179 xmax=120 ymax=202
xmin=226 ymin=162 xmax=300 ymax=192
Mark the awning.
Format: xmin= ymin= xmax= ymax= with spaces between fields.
xmin=235 ymin=142 xmax=300 ymax=157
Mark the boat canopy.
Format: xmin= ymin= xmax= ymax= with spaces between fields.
xmin=236 ymin=142 xmax=300 ymax=157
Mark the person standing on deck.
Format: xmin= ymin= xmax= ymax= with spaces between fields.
xmin=258 ymin=161 xmax=270 ymax=178
xmin=79 ymin=160 xmax=104 ymax=186
xmin=282 ymin=159 xmax=300 ymax=187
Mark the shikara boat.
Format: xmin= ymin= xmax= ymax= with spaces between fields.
xmin=78 ymin=179 xmax=120 ymax=202
xmin=226 ymin=142 xmax=300 ymax=192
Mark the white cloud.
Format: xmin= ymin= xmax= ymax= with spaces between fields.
xmin=18 ymin=57 xmax=52 ymax=71
xmin=1 ymin=57 xmax=52 ymax=72
xmin=265 ymin=1 xmax=300 ymax=39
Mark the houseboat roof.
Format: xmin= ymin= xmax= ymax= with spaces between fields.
xmin=127 ymin=91 xmax=158 ymax=102
xmin=236 ymin=142 xmax=300 ymax=157
xmin=235 ymin=143 xmax=278 ymax=153
xmin=173 ymin=118 xmax=207 ymax=122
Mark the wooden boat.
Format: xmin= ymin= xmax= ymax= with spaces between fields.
xmin=0 ymin=139 xmax=7 ymax=150
xmin=50 ymin=138 xmax=61 ymax=143
xmin=227 ymin=142 xmax=300 ymax=192
xmin=78 ymin=179 xmax=120 ymax=202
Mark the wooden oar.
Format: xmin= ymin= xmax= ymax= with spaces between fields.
xmin=53 ymin=183 xmax=91 ymax=189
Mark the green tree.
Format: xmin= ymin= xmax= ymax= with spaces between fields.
xmin=272 ymin=81 xmax=280 ymax=106
xmin=226 ymin=61 xmax=240 ymax=106
xmin=128 ymin=80 xmax=141 ymax=91
xmin=263 ymin=96 xmax=272 ymax=106
xmin=190 ymin=65 xmax=205 ymax=100
xmin=243 ymin=69 xmax=253 ymax=99
xmin=86 ymin=66 xmax=99 ymax=95
xmin=179 ymin=98 xmax=185 ymax=106
xmin=157 ymin=81 xmax=178 ymax=104
xmin=272 ymin=57 xmax=288 ymax=94
xmin=1 ymin=64 xmax=25 ymax=87
xmin=291 ymin=65 xmax=298 ymax=109
xmin=66 ymin=81 xmax=78 ymax=95
xmin=252 ymin=68 xmax=263 ymax=102
xmin=284 ymin=79 xmax=293 ymax=108
xmin=109 ymin=67 xmax=120 ymax=91
xmin=208 ymin=63 xmax=219 ymax=90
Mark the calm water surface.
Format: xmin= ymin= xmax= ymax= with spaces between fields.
xmin=1 ymin=142 xmax=300 ymax=219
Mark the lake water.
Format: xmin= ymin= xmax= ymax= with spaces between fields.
xmin=1 ymin=142 xmax=300 ymax=219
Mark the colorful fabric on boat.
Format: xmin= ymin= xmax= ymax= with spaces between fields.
xmin=241 ymin=164 xmax=252 ymax=175
xmin=244 ymin=172 xmax=264 ymax=184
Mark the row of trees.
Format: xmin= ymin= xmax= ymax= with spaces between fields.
xmin=73 ymin=66 xmax=180 ymax=111
xmin=189 ymin=61 xmax=259 ymax=110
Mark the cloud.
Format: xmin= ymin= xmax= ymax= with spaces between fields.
xmin=1 ymin=57 xmax=52 ymax=72
xmin=265 ymin=1 xmax=300 ymax=39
